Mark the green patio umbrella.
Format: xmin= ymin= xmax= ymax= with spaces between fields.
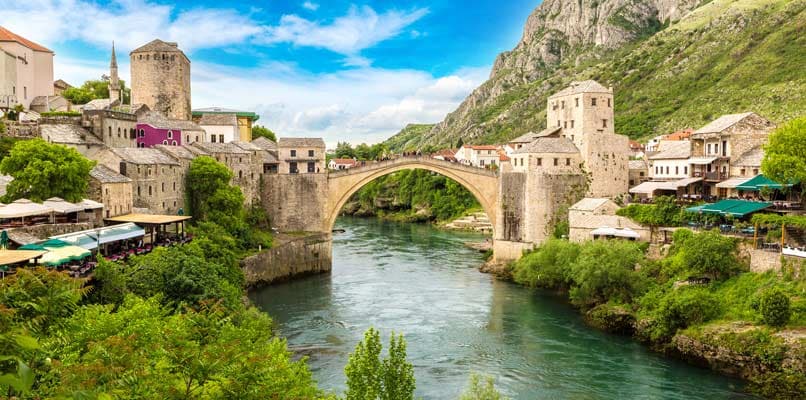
xmin=0 ymin=230 xmax=8 ymax=250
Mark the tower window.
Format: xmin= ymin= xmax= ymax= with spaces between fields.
xmin=607 ymin=98 xmax=611 ymax=107
xmin=167 ymin=130 xmax=173 ymax=139
xmin=553 ymin=158 xmax=558 ymax=166
xmin=571 ymin=120 xmax=575 ymax=128
xmin=566 ymin=158 xmax=570 ymax=166
xmin=603 ymin=119 xmax=608 ymax=128
xmin=575 ymin=98 xmax=579 ymax=107
xmin=591 ymin=98 xmax=597 ymax=106
xmin=108 ymin=126 xmax=112 ymax=137
xmin=561 ymin=100 xmax=565 ymax=109
xmin=557 ymin=120 xmax=560 ymax=127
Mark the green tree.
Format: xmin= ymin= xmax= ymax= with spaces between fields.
xmin=761 ymin=117 xmax=806 ymax=201
xmin=669 ymin=230 xmax=741 ymax=280
xmin=344 ymin=327 xmax=415 ymax=400
xmin=335 ymin=142 xmax=356 ymax=159
xmin=61 ymin=77 xmax=131 ymax=105
xmin=568 ymin=240 xmax=647 ymax=307
xmin=648 ymin=286 xmax=720 ymax=340
xmin=186 ymin=156 xmax=234 ymax=220
xmin=759 ymin=288 xmax=791 ymax=327
xmin=0 ymin=139 xmax=95 ymax=202
xmin=252 ymin=125 xmax=277 ymax=142
xmin=459 ymin=374 xmax=508 ymax=400
xmin=512 ymin=239 xmax=581 ymax=289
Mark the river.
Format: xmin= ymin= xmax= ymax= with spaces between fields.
xmin=250 ymin=217 xmax=750 ymax=399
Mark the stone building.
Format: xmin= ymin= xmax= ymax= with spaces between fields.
xmin=545 ymin=80 xmax=629 ymax=197
xmin=193 ymin=107 xmax=259 ymax=142
xmin=81 ymin=108 xmax=138 ymax=148
xmin=53 ymin=79 xmax=71 ymax=95
xmin=690 ymin=112 xmax=775 ymax=197
xmin=88 ymin=164 xmax=133 ymax=218
xmin=29 ymin=95 xmax=70 ymax=113
xmin=568 ymin=198 xmax=650 ymax=243
xmin=0 ymin=26 xmax=54 ymax=109
xmin=130 ymin=39 xmax=191 ymax=121
xmin=190 ymin=141 xmax=259 ymax=203
xmin=136 ymin=111 xmax=205 ymax=147
xmin=648 ymin=140 xmax=691 ymax=180
xmin=628 ymin=159 xmax=649 ymax=187
xmin=39 ymin=117 xmax=105 ymax=158
xmin=251 ymin=137 xmax=280 ymax=174
xmin=277 ymin=138 xmax=326 ymax=174
xmin=94 ymin=147 xmax=185 ymax=214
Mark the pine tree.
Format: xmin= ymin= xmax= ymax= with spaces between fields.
xmin=344 ymin=328 xmax=415 ymax=400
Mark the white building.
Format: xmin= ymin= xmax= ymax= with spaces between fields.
xmin=649 ymin=140 xmax=691 ymax=180
xmin=0 ymin=26 xmax=54 ymax=109
xmin=455 ymin=145 xmax=501 ymax=168
xmin=328 ymin=158 xmax=357 ymax=170
xmin=198 ymin=113 xmax=238 ymax=143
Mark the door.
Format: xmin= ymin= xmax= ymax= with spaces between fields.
xmin=290 ymin=162 xmax=298 ymax=174
xmin=307 ymin=162 xmax=315 ymax=173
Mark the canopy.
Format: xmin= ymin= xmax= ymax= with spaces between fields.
xmin=77 ymin=199 xmax=104 ymax=210
xmin=629 ymin=178 xmax=701 ymax=195
xmin=688 ymin=199 xmax=772 ymax=217
xmin=0 ymin=199 xmax=53 ymax=219
xmin=716 ymin=177 xmax=752 ymax=189
xmin=688 ymin=157 xmax=718 ymax=165
xmin=39 ymin=245 xmax=91 ymax=266
xmin=735 ymin=175 xmax=792 ymax=191
xmin=43 ymin=197 xmax=85 ymax=214
xmin=591 ymin=227 xmax=640 ymax=239
xmin=0 ymin=249 xmax=46 ymax=266
xmin=105 ymin=213 xmax=192 ymax=225
xmin=50 ymin=223 xmax=145 ymax=250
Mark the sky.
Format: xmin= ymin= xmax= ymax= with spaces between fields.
xmin=1 ymin=0 xmax=539 ymax=146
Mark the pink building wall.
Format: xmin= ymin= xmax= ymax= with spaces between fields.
xmin=136 ymin=124 xmax=181 ymax=148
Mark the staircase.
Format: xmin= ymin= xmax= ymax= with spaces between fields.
xmin=443 ymin=212 xmax=493 ymax=233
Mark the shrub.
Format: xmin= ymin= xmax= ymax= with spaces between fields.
xmin=666 ymin=230 xmax=741 ymax=280
xmin=511 ymin=239 xmax=580 ymax=288
xmin=459 ymin=373 xmax=509 ymax=400
xmin=759 ymin=289 xmax=791 ymax=327
xmin=649 ymin=286 xmax=720 ymax=341
xmin=568 ymin=240 xmax=647 ymax=307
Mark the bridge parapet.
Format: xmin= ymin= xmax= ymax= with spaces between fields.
xmin=327 ymin=156 xmax=499 ymax=178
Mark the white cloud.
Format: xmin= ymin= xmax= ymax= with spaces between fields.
xmin=0 ymin=0 xmax=261 ymax=53
xmin=302 ymin=1 xmax=319 ymax=11
xmin=259 ymin=5 xmax=428 ymax=60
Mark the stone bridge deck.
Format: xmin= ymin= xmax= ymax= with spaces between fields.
xmin=327 ymin=156 xmax=499 ymax=178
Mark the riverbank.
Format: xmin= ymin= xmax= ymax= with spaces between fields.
xmin=497 ymin=234 xmax=805 ymax=398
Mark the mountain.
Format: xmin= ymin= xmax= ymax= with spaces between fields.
xmin=386 ymin=0 xmax=805 ymax=151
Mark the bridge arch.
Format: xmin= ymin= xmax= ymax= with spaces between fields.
xmin=326 ymin=157 xmax=499 ymax=233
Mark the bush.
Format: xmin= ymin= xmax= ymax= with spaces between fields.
xmin=749 ymin=371 xmax=806 ymax=400
xmin=458 ymin=373 xmax=509 ymax=400
xmin=649 ymin=286 xmax=720 ymax=341
xmin=759 ymin=289 xmax=791 ymax=327
xmin=568 ymin=240 xmax=647 ymax=307
xmin=666 ymin=230 xmax=741 ymax=280
xmin=511 ymin=239 xmax=580 ymax=288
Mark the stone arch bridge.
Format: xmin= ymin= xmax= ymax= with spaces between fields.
xmin=326 ymin=156 xmax=499 ymax=232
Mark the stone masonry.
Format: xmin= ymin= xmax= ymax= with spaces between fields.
xmin=130 ymin=39 xmax=191 ymax=121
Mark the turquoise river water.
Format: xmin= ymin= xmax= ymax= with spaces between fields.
xmin=249 ymin=217 xmax=752 ymax=399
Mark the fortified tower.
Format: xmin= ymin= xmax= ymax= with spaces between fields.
xmin=108 ymin=42 xmax=121 ymax=103
xmin=129 ymin=39 xmax=191 ymax=120
xmin=546 ymin=81 xmax=628 ymax=197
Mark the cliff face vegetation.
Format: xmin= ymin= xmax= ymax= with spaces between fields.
xmin=386 ymin=0 xmax=805 ymax=151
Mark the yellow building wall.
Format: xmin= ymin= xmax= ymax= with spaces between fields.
xmin=238 ymin=116 xmax=252 ymax=142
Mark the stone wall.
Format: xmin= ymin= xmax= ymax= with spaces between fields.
xmin=10 ymin=222 xmax=94 ymax=241
xmin=83 ymin=110 xmax=138 ymax=148
xmin=262 ymin=173 xmax=328 ymax=232
xmin=496 ymin=172 xmax=526 ymax=242
xmin=88 ymin=180 xmax=133 ymax=218
xmin=240 ymin=233 xmax=332 ymax=286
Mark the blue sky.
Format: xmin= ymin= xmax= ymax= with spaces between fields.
xmin=2 ymin=0 xmax=539 ymax=145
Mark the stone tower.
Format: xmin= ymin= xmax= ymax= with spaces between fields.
xmin=129 ymin=39 xmax=191 ymax=120
xmin=108 ymin=42 xmax=121 ymax=103
xmin=546 ymin=80 xmax=628 ymax=198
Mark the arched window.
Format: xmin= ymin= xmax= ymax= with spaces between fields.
xmin=172 ymin=140 xmax=177 ymax=146
xmin=239 ymin=170 xmax=243 ymax=179
xmin=139 ymin=129 xmax=145 ymax=137
xmin=162 ymin=182 xmax=165 ymax=192
xmin=186 ymin=135 xmax=189 ymax=143
xmin=163 ymin=140 xmax=168 ymax=145
xmin=148 ymin=186 xmax=152 ymax=196
xmin=117 ymin=127 xmax=121 ymax=137
xmin=167 ymin=130 xmax=173 ymax=139
xmin=108 ymin=126 xmax=112 ymax=137
xmin=137 ymin=186 xmax=141 ymax=196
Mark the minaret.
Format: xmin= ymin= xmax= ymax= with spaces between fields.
xmin=108 ymin=42 xmax=122 ymax=103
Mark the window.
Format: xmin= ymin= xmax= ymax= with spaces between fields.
xmin=714 ymin=144 xmax=719 ymax=154
xmin=675 ymin=166 xmax=679 ymax=175
xmin=571 ymin=120 xmax=575 ymax=128
xmin=172 ymin=141 xmax=177 ymax=146
xmin=163 ymin=140 xmax=168 ymax=145
xmin=602 ymin=119 xmax=608 ymax=128
xmin=117 ymin=127 xmax=121 ymax=137
xmin=566 ymin=158 xmax=570 ymax=166
xmin=137 ymin=186 xmax=141 ymax=196
xmin=239 ymin=170 xmax=243 ymax=178
xmin=219 ymin=134 xmax=224 ymax=143
xmin=553 ymin=158 xmax=558 ymax=166
xmin=162 ymin=182 xmax=165 ymax=192
xmin=575 ymin=98 xmax=579 ymax=107
xmin=684 ymin=166 xmax=688 ymax=175
xmin=211 ymin=135 xmax=217 ymax=143
xmin=289 ymin=162 xmax=298 ymax=174
xmin=307 ymin=162 xmax=315 ymax=173
xmin=537 ymin=158 xmax=542 ymax=166
xmin=722 ymin=140 xmax=727 ymax=157
xmin=148 ymin=186 xmax=152 ymax=196
xmin=655 ymin=166 xmax=658 ymax=174
xmin=665 ymin=166 xmax=669 ymax=174
xmin=607 ymin=98 xmax=611 ymax=107
xmin=23 ymin=86 xmax=27 ymax=99
xmin=561 ymin=100 xmax=565 ymax=109
xmin=591 ymin=97 xmax=596 ymax=106
xmin=167 ymin=130 xmax=173 ymax=139
xmin=108 ymin=127 xmax=112 ymax=137
xmin=173 ymin=182 xmax=176 ymax=191
xmin=753 ymin=168 xmax=759 ymax=175
xmin=291 ymin=150 xmax=297 ymax=157
xmin=186 ymin=135 xmax=189 ymax=143
xmin=139 ymin=129 xmax=145 ymax=137
xmin=557 ymin=120 xmax=561 ymax=127
xmin=707 ymin=144 xmax=711 ymax=154
xmin=563 ymin=121 xmax=567 ymax=128
xmin=640 ymin=172 xmax=645 ymax=177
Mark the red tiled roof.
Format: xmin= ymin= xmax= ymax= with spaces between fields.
xmin=664 ymin=129 xmax=693 ymax=141
xmin=330 ymin=158 xmax=357 ymax=165
xmin=628 ymin=140 xmax=644 ymax=150
xmin=0 ymin=26 xmax=53 ymax=53
xmin=498 ymin=150 xmax=511 ymax=162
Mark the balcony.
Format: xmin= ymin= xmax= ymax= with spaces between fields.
xmin=693 ymin=171 xmax=727 ymax=181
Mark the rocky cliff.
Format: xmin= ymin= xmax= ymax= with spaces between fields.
xmin=387 ymin=0 xmax=805 ymax=150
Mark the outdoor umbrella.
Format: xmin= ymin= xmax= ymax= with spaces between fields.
xmin=0 ymin=230 xmax=8 ymax=250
